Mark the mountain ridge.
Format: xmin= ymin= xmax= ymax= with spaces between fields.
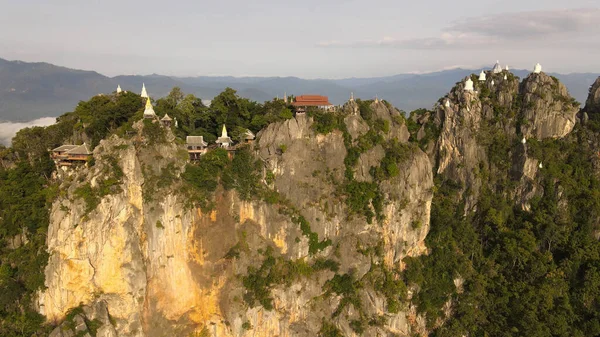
xmin=0 ymin=57 xmax=598 ymax=121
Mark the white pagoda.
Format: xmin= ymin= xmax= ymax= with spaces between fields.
xmin=216 ymin=125 xmax=233 ymax=148
xmin=117 ymin=85 xmax=122 ymax=94
xmin=533 ymin=63 xmax=542 ymax=74
xmin=464 ymin=78 xmax=474 ymax=92
xmin=479 ymin=71 xmax=487 ymax=81
xmin=444 ymin=99 xmax=451 ymax=108
xmin=141 ymin=83 xmax=149 ymax=98
xmin=143 ymin=98 xmax=156 ymax=119
xmin=492 ymin=61 xmax=502 ymax=74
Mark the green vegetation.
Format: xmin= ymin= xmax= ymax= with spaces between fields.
xmin=74 ymin=155 xmax=124 ymax=214
xmin=242 ymin=246 xmax=339 ymax=310
xmin=0 ymin=161 xmax=56 ymax=335
xmin=405 ymin=124 xmax=600 ymax=336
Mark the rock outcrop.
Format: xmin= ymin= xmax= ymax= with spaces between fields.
xmin=41 ymin=110 xmax=433 ymax=336
xmin=432 ymin=70 xmax=580 ymax=210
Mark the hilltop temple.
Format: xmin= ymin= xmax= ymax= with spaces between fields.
xmin=51 ymin=143 xmax=92 ymax=166
xmin=141 ymin=83 xmax=149 ymax=98
xmin=216 ymin=125 xmax=233 ymax=148
xmin=292 ymin=95 xmax=334 ymax=113
xmin=143 ymin=98 xmax=157 ymax=119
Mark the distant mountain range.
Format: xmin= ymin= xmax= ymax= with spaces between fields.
xmin=0 ymin=57 xmax=598 ymax=121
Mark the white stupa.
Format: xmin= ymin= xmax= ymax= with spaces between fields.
xmin=174 ymin=118 xmax=178 ymax=128
xmin=117 ymin=85 xmax=122 ymax=94
xmin=350 ymin=92 xmax=354 ymax=102
xmin=283 ymin=92 xmax=288 ymax=103
xmin=492 ymin=60 xmax=502 ymax=74
xmin=143 ymin=98 xmax=156 ymax=118
xmin=521 ymin=137 xmax=526 ymax=144
xmin=464 ymin=78 xmax=474 ymax=92
xmin=141 ymin=83 xmax=149 ymax=98
xmin=374 ymin=95 xmax=379 ymax=103
xmin=539 ymin=162 xmax=543 ymax=169
xmin=504 ymin=74 xmax=508 ymax=80
xmin=505 ymin=65 xmax=509 ymax=71
xmin=533 ymin=63 xmax=542 ymax=74
xmin=216 ymin=125 xmax=233 ymax=148
xmin=491 ymin=80 xmax=495 ymax=86
xmin=444 ymin=99 xmax=451 ymax=108
xmin=479 ymin=71 xmax=487 ymax=81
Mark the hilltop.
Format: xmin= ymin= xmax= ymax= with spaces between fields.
xmin=1 ymin=69 xmax=600 ymax=336
xmin=1 ymin=57 xmax=598 ymax=121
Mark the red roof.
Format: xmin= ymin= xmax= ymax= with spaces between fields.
xmin=292 ymin=95 xmax=332 ymax=107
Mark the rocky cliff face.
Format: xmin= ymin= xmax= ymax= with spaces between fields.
xmin=40 ymin=105 xmax=433 ymax=337
xmin=431 ymin=70 xmax=579 ymax=210
xmin=39 ymin=70 xmax=588 ymax=337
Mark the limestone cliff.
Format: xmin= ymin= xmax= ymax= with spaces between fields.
xmin=429 ymin=70 xmax=579 ymax=210
xmin=40 ymin=106 xmax=433 ymax=337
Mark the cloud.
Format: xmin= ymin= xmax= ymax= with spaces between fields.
xmin=0 ymin=117 xmax=56 ymax=146
xmin=317 ymin=8 xmax=600 ymax=49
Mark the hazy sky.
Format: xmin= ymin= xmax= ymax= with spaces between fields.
xmin=0 ymin=0 xmax=598 ymax=78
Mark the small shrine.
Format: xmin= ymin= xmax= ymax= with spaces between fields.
xmin=244 ymin=129 xmax=256 ymax=144
xmin=141 ymin=83 xmax=149 ymax=98
xmin=479 ymin=71 xmax=487 ymax=81
xmin=464 ymin=78 xmax=474 ymax=92
xmin=186 ymin=136 xmax=208 ymax=160
xmin=492 ymin=61 xmax=502 ymax=74
xmin=143 ymin=99 xmax=156 ymax=119
xmin=216 ymin=125 xmax=233 ymax=148
xmin=161 ymin=114 xmax=172 ymax=127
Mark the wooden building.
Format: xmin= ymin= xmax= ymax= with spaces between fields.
xmin=291 ymin=95 xmax=334 ymax=113
xmin=51 ymin=143 xmax=92 ymax=166
xmin=186 ymin=136 xmax=208 ymax=160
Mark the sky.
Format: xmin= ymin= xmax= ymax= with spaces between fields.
xmin=0 ymin=0 xmax=599 ymax=78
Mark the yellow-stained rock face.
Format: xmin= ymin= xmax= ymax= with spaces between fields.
xmin=41 ymin=116 xmax=434 ymax=337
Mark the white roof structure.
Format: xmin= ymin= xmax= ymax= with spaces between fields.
xmin=244 ymin=129 xmax=255 ymax=140
xmin=492 ymin=61 xmax=503 ymax=74
xmin=143 ymin=98 xmax=156 ymax=118
xmin=479 ymin=71 xmax=487 ymax=81
xmin=216 ymin=125 xmax=233 ymax=148
xmin=141 ymin=83 xmax=149 ymax=98
xmin=117 ymin=85 xmax=122 ymax=94
xmin=464 ymin=78 xmax=474 ymax=92
xmin=161 ymin=113 xmax=172 ymax=121
xmin=533 ymin=63 xmax=542 ymax=74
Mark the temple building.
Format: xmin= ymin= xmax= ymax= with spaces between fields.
xmin=292 ymin=95 xmax=334 ymax=113
xmin=493 ymin=61 xmax=503 ymax=74
xmin=51 ymin=143 xmax=92 ymax=166
xmin=216 ymin=125 xmax=233 ymax=148
xmin=533 ymin=63 xmax=543 ymax=74
xmin=464 ymin=78 xmax=474 ymax=92
xmin=143 ymin=99 xmax=157 ymax=119
xmin=479 ymin=71 xmax=487 ymax=81
xmin=186 ymin=136 xmax=208 ymax=160
xmin=244 ymin=129 xmax=255 ymax=144
xmin=141 ymin=83 xmax=149 ymax=98
xmin=161 ymin=114 xmax=172 ymax=127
